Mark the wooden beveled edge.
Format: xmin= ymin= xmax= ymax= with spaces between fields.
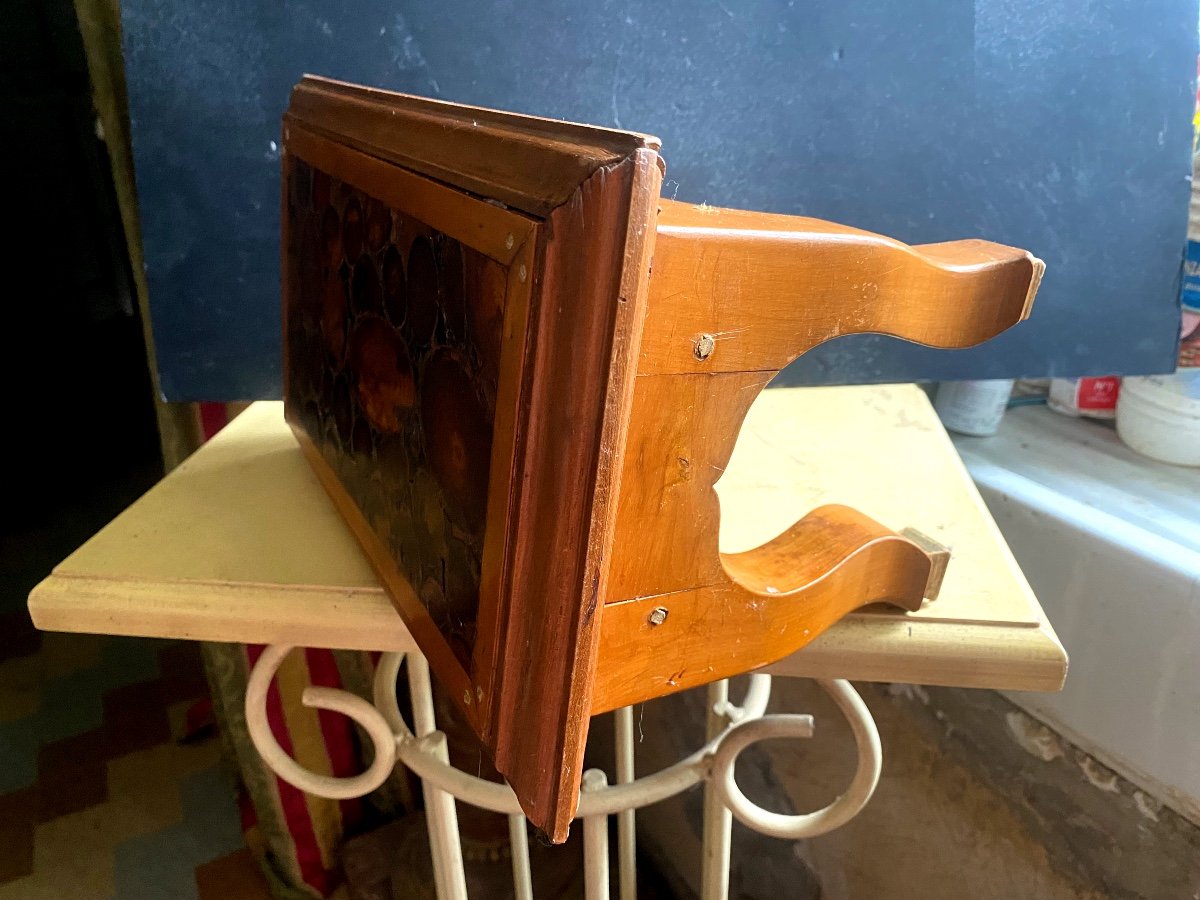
xmin=470 ymin=247 xmax=537 ymax=734
xmin=283 ymin=79 xmax=665 ymax=842
xmin=287 ymin=76 xmax=661 ymax=217
xmin=488 ymin=149 xmax=663 ymax=842
xmin=768 ymin=616 xmax=1068 ymax=692
xmin=26 ymin=576 xmax=1065 ymax=693
xmin=281 ymin=122 xmax=540 ymax=734
xmin=289 ymin=426 xmax=481 ymax=728
xmin=284 ymin=122 xmax=537 ymax=263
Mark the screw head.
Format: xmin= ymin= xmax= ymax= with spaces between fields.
xmin=505 ymin=233 xmax=515 ymax=250
xmin=694 ymin=333 xmax=715 ymax=361
xmin=648 ymin=606 xmax=669 ymax=626
xmin=463 ymin=689 xmax=472 ymax=706
xmin=518 ymin=264 xmax=528 ymax=283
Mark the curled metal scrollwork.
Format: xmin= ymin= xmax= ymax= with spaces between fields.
xmin=245 ymin=646 xmax=881 ymax=838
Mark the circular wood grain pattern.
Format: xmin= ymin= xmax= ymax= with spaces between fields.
xmin=320 ymin=206 xmax=341 ymax=270
xmin=330 ymin=373 xmax=354 ymax=444
xmin=439 ymin=239 xmax=467 ymax=342
xmin=349 ymin=315 xmax=415 ymax=433
xmin=465 ymin=254 xmax=507 ymax=386
xmin=320 ymin=273 xmax=349 ymax=367
xmin=350 ymin=254 xmax=383 ymax=316
xmin=341 ymin=196 xmax=364 ymax=261
xmin=351 ymin=413 xmax=375 ymax=458
xmin=365 ymin=197 xmax=392 ymax=253
xmin=286 ymin=167 xmax=509 ymax=656
xmin=420 ymin=348 xmax=492 ymax=533
xmin=382 ymin=244 xmax=406 ymax=327
xmin=404 ymin=237 xmax=440 ymax=346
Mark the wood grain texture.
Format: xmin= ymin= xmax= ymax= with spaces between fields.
xmin=640 ymin=199 xmax=1043 ymax=376
xmin=595 ymin=199 xmax=1045 ymax=710
xmin=593 ymin=504 xmax=934 ymax=712
xmin=27 ymin=395 xmax=1066 ymax=694
xmin=286 ymin=76 xmax=660 ymax=217
xmin=490 ymin=150 xmax=661 ymax=841
xmin=281 ymin=81 xmax=663 ymax=842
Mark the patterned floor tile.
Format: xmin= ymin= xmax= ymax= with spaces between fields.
xmin=103 ymin=679 xmax=171 ymax=758
xmin=0 ymin=631 xmax=245 ymax=899
xmin=112 ymin=767 xmax=243 ymax=900
xmin=195 ymin=847 xmax=272 ymax=900
xmin=0 ymin=788 xmax=37 ymax=883
xmin=0 ymin=654 xmax=47 ymax=724
xmin=36 ymin=727 xmax=109 ymax=820
xmin=158 ymin=644 xmax=209 ymax=706
xmin=0 ymin=610 xmax=42 ymax=665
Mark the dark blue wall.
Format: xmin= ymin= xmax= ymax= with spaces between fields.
xmin=123 ymin=0 xmax=1195 ymax=401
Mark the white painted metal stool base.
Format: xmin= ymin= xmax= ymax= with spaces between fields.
xmin=245 ymin=646 xmax=882 ymax=900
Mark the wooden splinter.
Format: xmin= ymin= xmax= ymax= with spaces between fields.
xmin=280 ymin=76 xmax=1044 ymax=842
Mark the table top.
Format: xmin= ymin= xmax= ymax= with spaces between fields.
xmin=29 ymin=388 xmax=1066 ymax=692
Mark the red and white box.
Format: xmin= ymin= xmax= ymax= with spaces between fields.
xmin=1048 ymin=377 xmax=1121 ymax=419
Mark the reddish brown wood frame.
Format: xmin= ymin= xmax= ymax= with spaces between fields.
xmin=282 ymin=76 xmax=1044 ymax=843
xmin=282 ymin=76 xmax=662 ymax=842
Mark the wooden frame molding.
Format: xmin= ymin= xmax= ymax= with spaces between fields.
xmin=282 ymin=76 xmax=661 ymax=841
xmin=280 ymin=77 xmax=1044 ymax=842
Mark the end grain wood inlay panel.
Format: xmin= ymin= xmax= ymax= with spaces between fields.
xmin=281 ymin=76 xmax=1045 ymax=842
xmin=285 ymin=156 xmax=505 ymax=664
xmin=282 ymin=77 xmax=659 ymax=843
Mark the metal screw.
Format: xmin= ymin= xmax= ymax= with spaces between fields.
xmin=648 ymin=606 xmax=669 ymax=626
xmin=476 ymin=686 xmax=484 ymax=703
xmin=505 ymin=233 xmax=515 ymax=250
xmin=694 ymin=333 xmax=715 ymax=361
xmin=518 ymin=264 xmax=528 ymax=283
xmin=463 ymin=689 xmax=472 ymax=706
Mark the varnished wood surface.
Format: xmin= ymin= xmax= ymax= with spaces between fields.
xmin=593 ymin=201 xmax=1045 ymax=707
xmin=281 ymin=80 xmax=666 ymax=841
xmin=28 ymin=394 xmax=1065 ymax=686
xmin=287 ymin=76 xmax=660 ymax=218
xmin=487 ymin=149 xmax=662 ymax=840
xmin=640 ymin=199 xmax=1042 ymax=376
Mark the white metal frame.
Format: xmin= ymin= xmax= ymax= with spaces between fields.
xmin=246 ymin=646 xmax=882 ymax=900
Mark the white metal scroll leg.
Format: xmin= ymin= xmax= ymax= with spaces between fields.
xmin=614 ymin=705 xmax=637 ymax=900
xmin=701 ymin=679 xmax=733 ymax=900
xmin=248 ymin=644 xmax=882 ymax=900
xmin=711 ymin=679 xmax=875 ymax=840
xmin=508 ymin=813 xmax=534 ymax=900
xmin=406 ymin=653 xmax=468 ymax=900
xmin=583 ymin=768 xmax=611 ymax=900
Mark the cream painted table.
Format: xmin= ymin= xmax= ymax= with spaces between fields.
xmin=29 ymin=386 xmax=1066 ymax=900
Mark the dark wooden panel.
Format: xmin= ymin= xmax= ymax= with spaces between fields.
xmin=284 ymin=155 xmax=505 ymax=663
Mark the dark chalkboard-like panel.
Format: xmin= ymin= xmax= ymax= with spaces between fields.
xmin=123 ymin=0 xmax=1195 ymax=400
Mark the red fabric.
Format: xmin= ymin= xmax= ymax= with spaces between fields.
xmin=183 ymin=697 xmax=215 ymax=740
xmin=246 ymin=644 xmax=331 ymax=895
xmin=199 ymin=402 xmax=230 ymax=440
xmin=304 ymin=647 xmax=365 ymax=831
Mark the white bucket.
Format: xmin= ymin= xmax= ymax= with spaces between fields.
xmin=1116 ymin=373 xmax=1200 ymax=467
xmin=934 ymin=379 xmax=1014 ymax=436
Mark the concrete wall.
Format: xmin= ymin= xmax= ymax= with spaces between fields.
xmin=617 ymin=679 xmax=1200 ymax=899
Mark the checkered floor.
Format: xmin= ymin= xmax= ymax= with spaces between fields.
xmin=0 ymin=609 xmax=263 ymax=899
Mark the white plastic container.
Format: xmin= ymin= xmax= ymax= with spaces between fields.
xmin=934 ymin=379 xmax=1014 ymax=436
xmin=1116 ymin=373 xmax=1200 ymax=466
